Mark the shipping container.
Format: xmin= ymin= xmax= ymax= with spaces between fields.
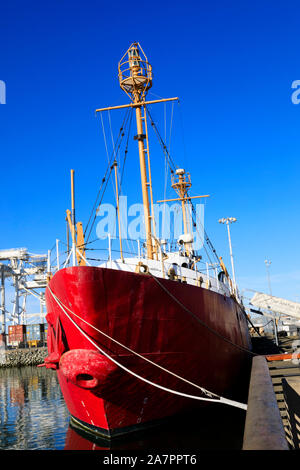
xmin=26 ymin=324 xmax=44 ymax=341
xmin=8 ymin=325 xmax=26 ymax=344
xmin=0 ymin=333 xmax=5 ymax=348
xmin=43 ymin=324 xmax=48 ymax=343
xmin=8 ymin=324 xmax=26 ymax=334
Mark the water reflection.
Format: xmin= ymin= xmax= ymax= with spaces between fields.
xmin=0 ymin=366 xmax=246 ymax=450
xmin=65 ymin=404 xmax=246 ymax=450
xmin=0 ymin=367 xmax=69 ymax=450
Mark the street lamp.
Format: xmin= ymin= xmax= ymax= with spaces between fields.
xmin=264 ymin=259 xmax=272 ymax=296
xmin=264 ymin=259 xmax=279 ymax=346
xmin=219 ymin=217 xmax=237 ymax=292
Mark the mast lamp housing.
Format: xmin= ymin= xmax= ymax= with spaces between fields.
xmin=118 ymin=42 xmax=153 ymax=100
xmin=171 ymin=169 xmax=192 ymax=195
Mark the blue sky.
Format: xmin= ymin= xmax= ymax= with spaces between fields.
xmin=0 ymin=0 xmax=300 ymax=311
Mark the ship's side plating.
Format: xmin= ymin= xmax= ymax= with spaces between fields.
xmin=45 ymin=265 xmax=251 ymax=438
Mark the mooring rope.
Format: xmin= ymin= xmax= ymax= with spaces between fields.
xmin=47 ymin=286 xmax=247 ymax=410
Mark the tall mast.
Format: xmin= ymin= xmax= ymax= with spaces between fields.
xmin=96 ymin=43 xmax=179 ymax=259
xmin=119 ymin=43 xmax=154 ymax=259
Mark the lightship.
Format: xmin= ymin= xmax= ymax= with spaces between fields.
xmin=43 ymin=43 xmax=252 ymax=439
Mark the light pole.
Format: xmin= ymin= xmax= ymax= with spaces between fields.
xmin=264 ymin=259 xmax=272 ymax=296
xmin=219 ymin=217 xmax=237 ymax=292
xmin=264 ymin=259 xmax=279 ymax=346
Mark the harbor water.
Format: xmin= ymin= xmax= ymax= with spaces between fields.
xmin=0 ymin=366 xmax=69 ymax=450
xmin=0 ymin=366 xmax=246 ymax=450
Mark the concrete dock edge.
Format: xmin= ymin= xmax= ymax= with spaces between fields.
xmin=0 ymin=347 xmax=48 ymax=368
xmin=242 ymin=355 xmax=289 ymax=450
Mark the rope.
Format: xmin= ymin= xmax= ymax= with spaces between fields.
xmin=49 ymin=288 xmax=214 ymax=396
xmin=47 ymin=286 xmax=247 ymax=410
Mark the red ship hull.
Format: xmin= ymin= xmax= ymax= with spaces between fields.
xmin=45 ymin=266 xmax=252 ymax=438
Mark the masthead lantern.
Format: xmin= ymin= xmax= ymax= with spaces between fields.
xmin=118 ymin=42 xmax=152 ymax=101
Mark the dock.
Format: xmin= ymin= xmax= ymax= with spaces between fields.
xmin=268 ymin=356 xmax=300 ymax=448
xmin=243 ymin=334 xmax=300 ymax=450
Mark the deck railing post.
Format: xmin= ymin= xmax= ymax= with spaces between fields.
xmin=56 ymin=239 xmax=60 ymax=271
xmin=108 ymin=234 xmax=112 ymax=268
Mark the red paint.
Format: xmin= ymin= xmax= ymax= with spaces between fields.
xmin=59 ymin=349 xmax=117 ymax=389
xmin=45 ymin=266 xmax=252 ymax=438
xmin=266 ymin=353 xmax=300 ymax=361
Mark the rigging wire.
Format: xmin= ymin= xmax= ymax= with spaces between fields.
xmin=119 ymin=109 xmax=133 ymax=190
xmin=84 ymin=164 xmax=113 ymax=244
xmin=189 ymin=200 xmax=220 ymax=266
xmin=84 ymin=108 xmax=132 ymax=242
xmin=146 ymin=107 xmax=177 ymax=173
xmin=85 ymin=108 xmax=131 ymax=236
xmin=162 ymin=104 xmax=169 ymax=239
xmin=108 ymin=110 xmax=116 ymax=160
xmin=85 ymin=101 xmax=228 ymax=279
xmin=100 ymin=111 xmax=117 ymax=202
xmin=168 ymin=100 xmax=175 ymax=156
xmin=162 ymin=101 xmax=175 ymax=239
xmin=115 ymin=109 xmax=134 ymax=255
xmin=177 ymin=100 xmax=188 ymax=164
xmin=146 ymin=105 xmax=221 ymax=267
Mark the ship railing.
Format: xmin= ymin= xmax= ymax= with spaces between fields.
xmin=48 ymin=237 xmax=232 ymax=298
xmin=47 ymin=237 xmax=143 ymax=272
